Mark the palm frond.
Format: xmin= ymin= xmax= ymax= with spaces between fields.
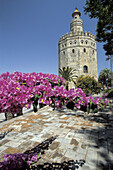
xmin=59 ymin=66 xmax=78 ymax=82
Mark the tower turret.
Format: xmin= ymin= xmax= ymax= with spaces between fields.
xmin=70 ymin=8 xmax=83 ymax=34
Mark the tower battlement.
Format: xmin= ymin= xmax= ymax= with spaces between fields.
xmin=59 ymin=31 xmax=96 ymax=43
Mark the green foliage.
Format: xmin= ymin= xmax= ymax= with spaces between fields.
xmin=93 ymin=107 xmax=99 ymax=113
xmin=87 ymin=99 xmax=92 ymax=114
xmin=76 ymin=75 xmax=101 ymax=95
xmin=103 ymin=88 xmax=111 ymax=94
xmin=59 ymin=66 xmax=78 ymax=90
xmin=87 ymin=106 xmax=90 ymax=114
xmin=98 ymin=68 xmax=113 ymax=87
xmin=32 ymin=94 xmax=42 ymax=112
xmin=84 ymin=0 xmax=113 ymax=55
xmin=106 ymin=89 xmax=113 ymax=98
xmin=81 ymin=100 xmax=100 ymax=113
xmin=59 ymin=66 xmax=78 ymax=82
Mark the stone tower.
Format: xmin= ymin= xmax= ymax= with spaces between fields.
xmin=58 ymin=8 xmax=98 ymax=87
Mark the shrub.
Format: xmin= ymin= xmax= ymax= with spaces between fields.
xmin=98 ymin=68 xmax=113 ymax=87
xmin=103 ymin=88 xmax=110 ymax=94
xmin=76 ymin=75 xmax=101 ymax=95
xmin=0 ymin=153 xmax=41 ymax=170
xmin=106 ymin=89 xmax=113 ymax=98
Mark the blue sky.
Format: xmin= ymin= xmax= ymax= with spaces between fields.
xmin=0 ymin=0 xmax=110 ymax=76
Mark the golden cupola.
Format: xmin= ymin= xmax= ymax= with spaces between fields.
xmin=72 ymin=8 xmax=81 ymax=18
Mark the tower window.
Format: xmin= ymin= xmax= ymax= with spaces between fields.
xmin=86 ymin=41 xmax=88 ymax=44
xmin=83 ymin=48 xmax=86 ymax=52
xmin=83 ymin=65 xmax=88 ymax=73
xmin=72 ymin=49 xmax=75 ymax=53
xmin=63 ymin=51 xmax=65 ymax=55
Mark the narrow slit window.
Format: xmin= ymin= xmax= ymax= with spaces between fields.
xmin=83 ymin=48 xmax=86 ymax=52
xmin=72 ymin=49 xmax=75 ymax=53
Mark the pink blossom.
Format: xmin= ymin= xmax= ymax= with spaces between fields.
xmin=75 ymin=103 xmax=81 ymax=109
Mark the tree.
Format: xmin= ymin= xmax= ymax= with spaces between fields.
xmin=84 ymin=0 xmax=113 ymax=56
xmin=98 ymin=68 xmax=113 ymax=87
xmin=59 ymin=66 xmax=78 ymax=90
xmin=76 ymin=75 xmax=101 ymax=95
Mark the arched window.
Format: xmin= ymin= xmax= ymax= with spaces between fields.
xmin=83 ymin=65 xmax=88 ymax=73
xmin=83 ymin=48 xmax=86 ymax=52
xmin=72 ymin=49 xmax=75 ymax=53
xmin=86 ymin=41 xmax=88 ymax=44
xmin=70 ymin=41 xmax=72 ymax=45
xmin=63 ymin=51 xmax=65 ymax=55
xmin=81 ymin=40 xmax=83 ymax=44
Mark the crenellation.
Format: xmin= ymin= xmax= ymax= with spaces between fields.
xmin=59 ymin=33 xmax=69 ymax=42
xmin=70 ymin=31 xmax=73 ymax=36
xmin=66 ymin=32 xmax=69 ymax=36
xmin=85 ymin=31 xmax=87 ymax=36
xmin=88 ymin=32 xmax=90 ymax=36
xmin=81 ymin=31 xmax=84 ymax=35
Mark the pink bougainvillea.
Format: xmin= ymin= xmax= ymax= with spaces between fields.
xmin=0 ymin=71 xmax=112 ymax=115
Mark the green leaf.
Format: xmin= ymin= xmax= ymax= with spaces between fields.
xmin=84 ymin=0 xmax=113 ymax=56
xmin=87 ymin=106 xmax=90 ymax=114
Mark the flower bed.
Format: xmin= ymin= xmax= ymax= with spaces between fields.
xmin=0 ymin=71 xmax=112 ymax=119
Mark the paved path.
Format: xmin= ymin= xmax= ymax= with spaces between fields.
xmin=0 ymin=106 xmax=34 ymax=123
xmin=0 ymin=105 xmax=113 ymax=169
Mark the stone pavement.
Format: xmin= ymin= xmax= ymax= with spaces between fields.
xmin=0 ymin=105 xmax=34 ymax=123
xmin=0 ymin=105 xmax=113 ymax=169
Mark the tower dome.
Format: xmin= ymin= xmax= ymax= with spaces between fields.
xmin=72 ymin=8 xmax=81 ymax=18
